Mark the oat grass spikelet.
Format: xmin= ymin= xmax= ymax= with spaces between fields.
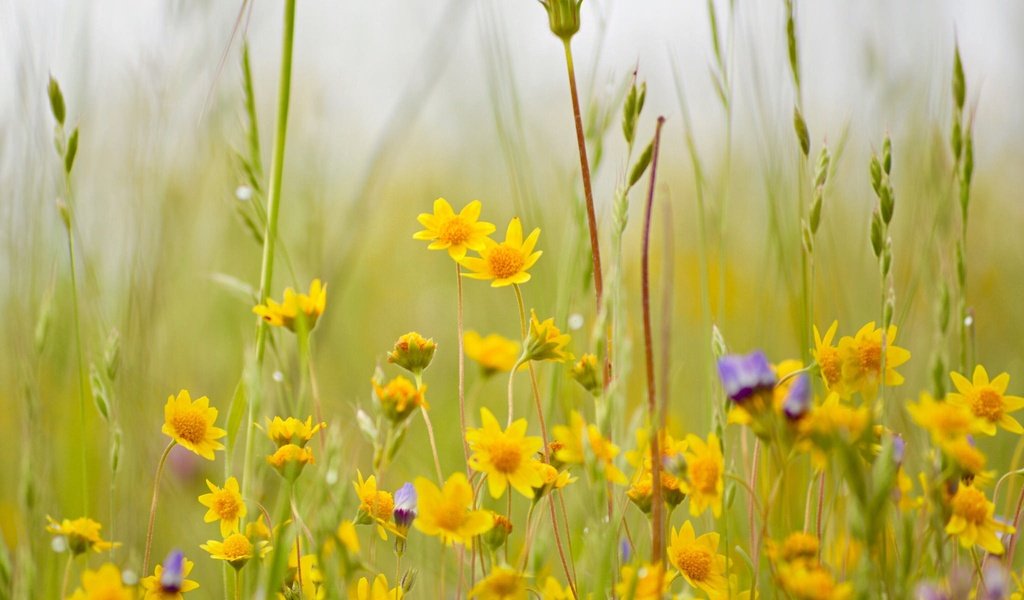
xmin=948 ymin=365 xmax=1024 ymax=435
xmin=161 ymin=389 xmax=226 ymax=460
xmin=459 ymin=217 xmax=541 ymax=287
xmin=67 ymin=563 xmax=133 ymax=600
xmin=252 ymin=278 xmax=327 ymax=332
xmin=413 ymin=472 xmax=495 ymax=546
xmin=466 ymin=407 xmax=544 ymax=499
xmin=198 ymin=477 xmax=246 ymax=537
xmin=414 ymin=198 xmax=496 ymax=260
xmin=667 ymin=520 xmax=728 ymax=596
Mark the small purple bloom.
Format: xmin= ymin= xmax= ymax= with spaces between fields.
xmin=982 ymin=562 xmax=1009 ymax=600
xmin=159 ymin=549 xmax=184 ymax=592
xmin=782 ymin=373 xmax=811 ymax=420
xmin=717 ymin=351 xmax=776 ymax=404
xmin=394 ymin=482 xmax=417 ymax=529
xmin=891 ymin=434 xmax=906 ymax=464
xmin=619 ymin=538 xmax=632 ymax=564
xmin=914 ymin=583 xmax=949 ymax=600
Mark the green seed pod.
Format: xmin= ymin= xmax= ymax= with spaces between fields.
xmin=959 ymin=178 xmax=970 ymax=219
xmin=882 ymin=135 xmax=892 ymax=175
xmin=938 ymin=282 xmax=950 ymax=334
xmin=629 ymin=140 xmax=653 ymax=187
xmin=89 ymin=364 xmax=110 ymax=422
xmin=793 ymin=105 xmax=810 ymax=157
xmin=884 ymin=291 xmax=895 ymax=330
xmin=110 ymin=427 xmax=123 ymax=474
xmin=786 ymin=5 xmax=800 ymax=90
xmin=814 ymin=145 xmax=830 ymax=188
xmin=870 ymin=210 xmax=884 ymax=258
xmin=880 ymin=184 xmax=894 ymax=225
xmin=962 ymin=131 xmax=974 ymax=184
xmin=951 ymin=115 xmax=962 ymax=161
xmin=541 ymin=0 xmax=583 ymax=42
xmin=64 ymin=127 xmax=79 ymax=174
xmin=956 ymin=243 xmax=966 ymax=288
xmin=56 ymin=198 xmax=71 ymax=230
xmin=104 ymin=328 xmax=121 ymax=381
xmin=47 ymin=75 xmax=66 ymax=125
xmin=801 ymin=220 xmax=813 ymax=255
xmin=809 ymin=187 xmax=823 ymax=234
xmin=34 ymin=288 xmax=54 ymax=355
xmin=881 ymin=240 xmax=892 ymax=277
xmin=952 ymin=45 xmax=965 ymax=111
xmin=869 ymin=155 xmax=882 ymax=196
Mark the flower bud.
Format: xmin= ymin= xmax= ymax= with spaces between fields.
xmin=541 ymin=0 xmax=582 ymax=42
xmin=387 ymin=332 xmax=437 ymax=375
xmin=570 ymin=353 xmax=601 ymax=394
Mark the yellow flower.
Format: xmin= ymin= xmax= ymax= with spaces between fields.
xmin=949 ymin=365 xmax=1024 ymax=435
xmin=469 ymin=566 xmax=528 ymax=600
xmin=413 ymin=473 xmax=495 ymax=546
xmin=337 ymin=521 xmax=361 ymax=555
xmin=681 ymin=433 xmax=725 ymax=518
xmin=836 ymin=322 xmax=910 ymax=399
xmin=464 ymin=331 xmax=521 ymax=375
xmin=413 ymin=198 xmax=496 ymax=260
xmin=667 ymin=520 xmax=728 ymax=596
xmin=570 ymin=353 xmax=601 ymax=394
xmin=141 ymin=551 xmax=200 ymax=600
xmin=813 ymin=322 xmax=845 ymax=396
xmin=768 ymin=532 xmax=819 ymax=566
xmin=387 ymin=331 xmax=437 ymax=374
xmin=263 ymin=416 xmax=325 ymax=448
xmin=588 ymin=424 xmax=628 ymax=485
xmin=524 ymin=311 xmax=573 ymax=362
xmin=941 ymin=436 xmax=990 ymax=481
xmin=201 ymin=532 xmax=267 ymax=570
xmin=895 ymin=469 xmax=924 ymax=513
xmin=945 ymin=483 xmax=1014 ymax=554
xmin=198 ymin=477 xmax=246 ymax=537
xmin=626 ymin=472 xmax=654 ymax=513
xmin=68 ymin=563 xmax=133 ymax=600
xmin=458 ymin=217 xmax=542 ymax=287
xmin=467 ymin=408 xmax=544 ymax=499
xmin=161 ymin=389 xmax=226 ymax=460
xmin=45 ymin=516 xmax=118 ymax=555
xmin=551 ymin=411 xmax=585 ymax=466
xmin=540 ymin=577 xmax=573 ymax=600
xmin=351 ymin=574 xmax=404 ymax=600
xmin=354 ymin=470 xmax=396 ymax=540
xmin=906 ymin=392 xmax=983 ymax=442
xmin=284 ymin=551 xmax=325 ymax=600
xmin=372 ymin=375 xmax=428 ymax=423
xmin=776 ymin=563 xmax=852 ymax=600
xmin=534 ymin=463 xmax=577 ymax=499
xmin=615 ymin=563 xmax=677 ymax=600
xmin=253 ymin=278 xmax=327 ymax=332
xmin=266 ymin=444 xmax=315 ymax=480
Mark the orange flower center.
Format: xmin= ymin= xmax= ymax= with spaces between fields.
xmin=857 ymin=341 xmax=882 ymax=375
xmin=486 ymin=572 xmax=522 ymax=595
xmin=487 ymin=245 xmax=525 ymax=279
xmin=221 ymin=534 xmax=252 ymax=560
xmin=213 ymin=490 xmax=241 ymax=521
xmin=433 ymin=500 xmax=467 ymax=531
xmin=439 ymin=217 xmax=472 ymax=246
xmin=952 ymin=486 xmax=989 ymax=524
xmin=488 ymin=439 xmax=523 ymax=473
xmin=781 ymin=533 xmax=819 ymax=562
xmin=689 ymin=457 xmax=720 ymax=494
xmin=172 ymin=409 xmax=208 ymax=445
xmin=818 ymin=348 xmax=841 ymax=386
xmin=673 ymin=546 xmax=712 ymax=582
xmin=971 ymin=388 xmax=1004 ymax=421
xmin=364 ymin=492 xmax=395 ymax=521
xmin=934 ymin=405 xmax=972 ymax=435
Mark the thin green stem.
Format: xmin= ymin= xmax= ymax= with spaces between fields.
xmin=142 ymin=441 xmax=176 ymax=575
xmin=61 ymin=553 xmax=75 ymax=598
xmin=234 ymin=569 xmax=242 ymax=600
xmin=63 ymin=214 xmax=90 ymax=514
xmin=414 ymin=371 xmax=444 ymax=484
xmin=456 ymin=264 xmax=470 ymax=474
xmin=243 ymin=0 xmax=297 ymax=501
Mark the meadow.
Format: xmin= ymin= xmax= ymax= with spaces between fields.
xmin=3 ymin=1 xmax=1024 ymax=598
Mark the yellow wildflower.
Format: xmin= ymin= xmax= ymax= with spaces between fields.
xmin=45 ymin=516 xmax=118 ymax=555
xmin=615 ymin=563 xmax=676 ymax=600
xmin=284 ymin=551 xmax=325 ymax=600
xmin=813 ymin=322 xmax=845 ymax=396
xmin=337 ymin=521 xmax=361 ymax=555
xmin=458 ymin=217 xmax=542 ymax=287
xmin=587 ymin=424 xmax=627 ymax=484
xmin=570 ymin=353 xmax=601 ymax=394
xmin=949 ymin=365 xmax=1024 ymax=435
xmin=387 ymin=331 xmax=437 ymax=374
xmin=198 ymin=477 xmax=247 ymax=537
xmin=201 ymin=531 xmax=267 ymax=570
xmin=540 ymin=577 xmax=573 ymax=600
xmin=777 ymin=563 xmax=852 ymax=600
xmin=667 ymin=520 xmax=728 ymax=596
xmin=354 ymin=470 xmax=396 ymax=540
xmin=524 ymin=310 xmax=573 ymax=362
xmin=551 ymin=411 xmax=586 ymax=466
xmin=464 ymin=331 xmax=521 ymax=375
xmin=161 ymin=389 xmax=226 ymax=460
xmin=906 ymin=392 xmax=983 ymax=442
xmin=141 ymin=551 xmax=200 ymax=600
xmin=466 ymin=407 xmax=544 ymax=499
xmin=263 ymin=416 xmax=325 ymax=448
xmin=253 ymin=278 xmax=327 ymax=332
xmin=266 ymin=444 xmax=315 ymax=480
xmin=681 ymin=433 xmax=725 ymax=518
xmin=372 ymin=375 xmax=428 ymax=423
xmin=413 ymin=198 xmax=496 ymax=260
xmin=945 ymin=483 xmax=1014 ymax=554
xmin=351 ymin=574 xmax=404 ymax=600
xmin=68 ymin=563 xmax=132 ymax=600
xmin=836 ymin=322 xmax=910 ymax=398
xmin=413 ymin=473 xmax=494 ymax=546
xmin=469 ymin=566 xmax=529 ymax=600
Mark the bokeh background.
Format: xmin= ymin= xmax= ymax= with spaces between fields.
xmin=3 ymin=0 xmax=1024 ymax=595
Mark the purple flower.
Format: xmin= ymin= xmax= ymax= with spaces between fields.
xmin=717 ymin=351 xmax=776 ymax=404
xmin=159 ymin=550 xmax=185 ymax=592
xmin=782 ymin=373 xmax=811 ymax=420
xmin=394 ymin=482 xmax=417 ymax=529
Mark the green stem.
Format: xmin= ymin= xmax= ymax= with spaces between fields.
xmin=142 ymin=441 xmax=176 ymax=576
xmin=456 ymin=264 xmax=470 ymax=474
xmin=242 ymin=0 xmax=297 ymax=501
xmin=63 ymin=213 xmax=90 ymax=514
xmin=414 ymin=371 xmax=444 ymax=483
xmin=61 ymin=553 xmax=75 ymax=598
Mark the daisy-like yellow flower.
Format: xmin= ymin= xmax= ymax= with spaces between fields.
xmin=413 ymin=472 xmax=495 ymax=546
xmin=587 ymin=424 xmax=627 ymax=484
xmin=776 ymin=563 xmax=852 ymax=600
xmin=945 ymin=483 xmax=1014 ymax=554
xmin=458 ymin=217 xmax=542 ymax=287
xmin=906 ymin=392 xmax=983 ymax=442
xmin=533 ymin=462 xmax=577 ymax=499
xmin=198 ymin=477 xmax=246 ymax=537
xmin=141 ymin=551 xmax=200 ymax=600
xmin=353 ymin=470 xmax=396 ymax=539
xmin=615 ymin=563 xmax=677 ymax=600
xmin=246 ymin=515 xmax=271 ymax=542
xmin=45 ymin=516 xmax=119 ymax=555
xmin=667 ymin=520 xmax=728 ymax=596
xmin=466 ymin=407 xmax=544 ymax=499
xmin=263 ymin=416 xmax=326 ymax=448
xmin=201 ymin=531 xmax=268 ymax=570
xmin=266 ymin=444 xmax=315 ymax=481
xmin=836 ymin=322 xmax=910 ymax=398
xmin=949 ymin=365 xmax=1024 ymax=435
xmin=469 ymin=566 xmax=529 ymax=600
xmin=681 ymin=433 xmax=725 ymax=518
xmin=464 ymin=331 xmax=521 ymax=375
xmin=351 ymin=574 xmax=404 ymax=600
xmin=813 ymin=322 xmax=845 ymax=396
xmin=414 ymin=198 xmax=496 ymax=260
xmin=68 ymin=563 xmax=133 ymax=600
xmin=540 ymin=577 xmax=573 ymax=600
xmin=161 ymin=389 xmax=226 ymax=460
xmin=253 ymin=278 xmax=327 ymax=332
xmin=372 ymin=375 xmax=428 ymax=424
xmin=768 ymin=532 xmax=819 ymax=567
xmin=524 ymin=311 xmax=573 ymax=362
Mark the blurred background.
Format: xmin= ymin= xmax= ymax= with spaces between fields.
xmin=3 ymin=0 xmax=1024 ymax=595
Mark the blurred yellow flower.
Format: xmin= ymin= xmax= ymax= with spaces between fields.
xmin=949 ymin=365 xmax=1024 ymax=435
xmin=45 ymin=516 xmax=119 ymax=555
xmin=776 ymin=562 xmax=852 ymax=600
xmin=945 ymin=483 xmax=1013 ymax=554
xmin=141 ymin=551 xmax=199 ymax=600
xmin=354 ymin=470 xmax=395 ymax=540
xmin=372 ymin=375 xmax=428 ymax=423
xmin=615 ymin=563 xmax=677 ymax=600
xmin=246 ymin=515 xmax=271 ymax=542
xmin=414 ymin=198 xmax=496 ymax=260
xmin=201 ymin=532 xmax=266 ymax=570
xmin=906 ymin=392 xmax=983 ymax=442
xmin=198 ymin=477 xmax=246 ymax=537
xmin=813 ymin=322 xmax=844 ymax=396
xmin=263 ymin=416 xmax=325 ymax=448
xmin=253 ymin=278 xmax=327 ymax=332
xmin=351 ymin=574 xmax=403 ymax=600
xmin=570 ymin=353 xmax=601 ymax=393
xmin=464 ymin=331 xmax=521 ymax=375
xmin=266 ymin=444 xmax=315 ymax=480
xmin=837 ymin=322 xmax=910 ymax=399
xmin=524 ymin=311 xmax=573 ymax=363
xmin=413 ymin=473 xmax=494 ymax=546
xmin=467 ymin=407 xmax=544 ymax=499
xmin=337 ymin=521 xmax=361 ymax=555
xmin=667 ymin=520 xmax=728 ymax=596
xmin=470 ymin=566 xmax=528 ymax=599
xmin=587 ymin=424 xmax=627 ymax=485
xmin=681 ymin=433 xmax=724 ymax=518
xmin=551 ymin=411 xmax=585 ymax=466
xmin=284 ymin=551 xmax=325 ymax=600
xmin=540 ymin=576 xmax=572 ymax=600
xmin=68 ymin=563 xmax=132 ymax=600
xmin=161 ymin=389 xmax=226 ymax=460
xmin=459 ymin=218 xmax=541 ymax=287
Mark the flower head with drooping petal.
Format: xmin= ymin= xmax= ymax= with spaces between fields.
xmin=141 ymin=550 xmax=200 ymax=600
xmin=253 ymin=279 xmax=327 ymax=332
xmin=45 ymin=516 xmax=119 ymax=555
xmin=373 ymin=375 xmax=428 ymax=424
xmin=414 ymin=198 xmax=496 ymax=260
xmin=198 ymin=477 xmax=247 ymax=537
xmin=948 ymin=365 xmax=1024 ymax=436
xmin=668 ymin=521 xmax=728 ymax=596
xmin=458 ymin=218 xmax=542 ymax=287
xmin=945 ymin=483 xmax=1014 ymax=554
xmin=907 ymin=392 xmax=985 ymax=442
xmin=813 ymin=321 xmax=845 ymax=396
xmin=161 ymin=389 xmax=226 ymax=460
xmin=414 ymin=473 xmax=495 ymax=546
xmin=524 ymin=311 xmax=573 ymax=363
xmin=466 ymin=408 xmax=544 ymax=499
